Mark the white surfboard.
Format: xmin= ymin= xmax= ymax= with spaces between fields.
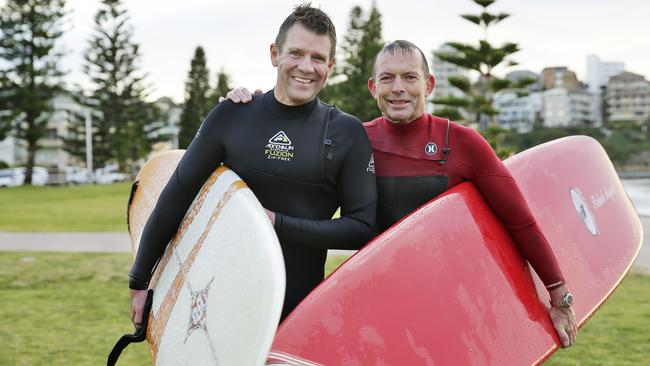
xmin=128 ymin=151 xmax=286 ymax=365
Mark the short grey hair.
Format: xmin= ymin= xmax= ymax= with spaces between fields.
xmin=372 ymin=40 xmax=430 ymax=80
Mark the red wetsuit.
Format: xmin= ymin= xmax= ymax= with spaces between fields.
xmin=364 ymin=114 xmax=564 ymax=289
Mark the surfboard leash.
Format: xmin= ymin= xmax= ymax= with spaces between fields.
xmin=107 ymin=288 xmax=153 ymax=366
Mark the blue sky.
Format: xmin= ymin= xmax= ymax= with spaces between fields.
xmin=59 ymin=0 xmax=650 ymax=102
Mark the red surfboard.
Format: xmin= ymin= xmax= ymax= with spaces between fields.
xmin=268 ymin=136 xmax=643 ymax=365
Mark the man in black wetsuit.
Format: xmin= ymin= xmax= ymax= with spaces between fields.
xmin=128 ymin=5 xmax=376 ymax=327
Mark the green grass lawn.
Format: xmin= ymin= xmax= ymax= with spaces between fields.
xmin=0 ymin=251 xmax=648 ymax=365
xmin=0 ymin=183 xmax=338 ymax=232
xmin=0 ymin=252 xmax=147 ymax=365
xmin=0 ymin=183 xmax=131 ymax=232
xmin=544 ymin=271 xmax=650 ymax=366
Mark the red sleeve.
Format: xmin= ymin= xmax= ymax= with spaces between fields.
xmin=453 ymin=125 xmax=565 ymax=289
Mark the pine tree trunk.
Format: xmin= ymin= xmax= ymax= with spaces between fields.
xmin=25 ymin=138 xmax=38 ymax=185
xmin=24 ymin=103 xmax=39 ymax=185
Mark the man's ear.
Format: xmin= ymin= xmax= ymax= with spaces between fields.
xmin=425 ymin=74 xmax=436 ymax=96
xmin=327 ymin=57 xmax=336 ymax=73
xmin=270 ymin=43 xmax=279 ymax=67
xmin=368 ymin=77 xmax=377 ymax=99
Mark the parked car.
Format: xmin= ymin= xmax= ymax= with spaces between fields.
xmin=0 ymin=169 xmax=18 ymax=188
xmin=12 ymin=167 xmax=48 ymax=186
xmin=65 ymin=166 xmax=90 ymax=185
xmin=95 ymin=166 xmax=129 ymax=184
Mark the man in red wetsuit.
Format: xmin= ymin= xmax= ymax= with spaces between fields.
xmin=225 ymin=39 xmax=577 ymax=348
xmin=365 ymin=40 xmax=577 ymax=348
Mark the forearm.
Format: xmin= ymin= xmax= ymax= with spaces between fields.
xmin=129 ymin=106 xmax=225 ymax=289
xmin=472 ymin=173 xmax=563 ymax=286
xmin=274 ymin=212 xmax=375 ymax=250
xmin=129 ymin=171 xmax=195 ymax=289
xmin=505 ymin=221 xmax=565 ymax=288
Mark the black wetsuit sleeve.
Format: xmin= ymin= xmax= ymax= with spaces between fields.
xmin=128 ymin=105 xmax=226 ymax=289
xmin=273 ymin=122 xmax=377 ymax=250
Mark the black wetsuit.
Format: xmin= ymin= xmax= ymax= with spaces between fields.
xmin=129 ymin=91 xmax=376 ymax=318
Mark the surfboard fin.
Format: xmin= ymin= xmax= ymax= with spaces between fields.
xmin=107 ymin=289 xmax=153 ymax=366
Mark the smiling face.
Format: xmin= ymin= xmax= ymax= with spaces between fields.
xmin=271 ymin=23 xmax=335 ymax=106
xmin=368 ymin=49 xmax=435 ymax=125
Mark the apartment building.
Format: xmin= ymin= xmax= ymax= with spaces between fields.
xmin=431 ymin=44 xmax=469 ymax=114
xmin=543 ymin=87 xmax=602 ymax=127
xmin=586 ymin=54 xmax=624 ymax=94
xmin=604 ymin=71 xmax=650 ymax=123
xmin=541 ymin=67 xmax=582 ymax=91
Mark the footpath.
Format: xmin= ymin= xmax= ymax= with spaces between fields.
xmin=0 ymin=231 xmax=131 ymax=253
xmin=0 ymin=231 xmax=356 ymax=258
xmin=0 ymin=217 xmax=649 ymax=272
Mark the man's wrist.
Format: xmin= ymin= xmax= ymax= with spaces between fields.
xmin=549 ymin=284 xmax=574 ymax=307
xmin=129 ymin=276 xmax=149 ymax=290
xmin=273 ymin=211 xmax=283 ymax=231
xmin=553 ymin=292 xmax=574 ymax=308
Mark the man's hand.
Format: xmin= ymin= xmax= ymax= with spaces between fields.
xmin=550 ymin=305 xmax=577 ymax=348
xmin=217 ymin=87 xmax=262 ymax=103
xmin=548 ymin=284 xmax=577 ymax=347
xmin=130 ymin=289 xmax=148 ymax=329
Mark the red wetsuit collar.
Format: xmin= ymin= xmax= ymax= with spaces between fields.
xmin=365 ymin=114 xmax=448 ymax=161
xmin=375 ymin=114 xmax=430 ymax=136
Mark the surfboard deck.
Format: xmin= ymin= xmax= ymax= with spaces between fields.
xmin=269 ymin=136 xmax=643 ymax=365
xmin=128 ymin=151 xmax=286 ymax=366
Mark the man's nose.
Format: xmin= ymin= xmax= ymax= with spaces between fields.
xmin=391 ymin=77 xmax=404 ymax=93
xmin=297 ymin=57 xmax=316 ymax=73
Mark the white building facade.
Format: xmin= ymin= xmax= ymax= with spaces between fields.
xmin=586 ymin=54 xmax=625 ymax=94
xmin=0 ymin=94 xmax=181 ymax=169
xmin=38 ymin=94 xmax=83 ymax=168
xmin=150 ymin=97 xmax=182 ymax=152
xmin=0 ymin=136 xmax=23 ymax=166
xmin=494 ymin=91 xmax=543 ymax=132
xmin=430 ymin=44 xmax=469 ymax=114
xmin=542 ymin=88 xmax=602 ymax=127
xmin=0 ymin=94 xmax=81 ymax=168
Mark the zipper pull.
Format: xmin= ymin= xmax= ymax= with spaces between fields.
xmin=324 ymin=139 xmax=334 ymax=160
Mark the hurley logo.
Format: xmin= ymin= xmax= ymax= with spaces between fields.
xmin=425 ymin=142 xmax=437 ymax=155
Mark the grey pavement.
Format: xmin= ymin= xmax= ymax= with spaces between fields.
xmin=0 ymin=230 xmax=354 ymax=257
xmin=0 ymin=217 xmax=648 ymax=271
xmin=0 ymin=231 xmax=132 ymax=253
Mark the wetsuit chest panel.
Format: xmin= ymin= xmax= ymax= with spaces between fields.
xmin=364 ymin=115 xmax=453 ymax=231
xmin=221 ymin=106 xmax=328 ymax=186
xmin=213 ymin=98 xmax=348 ymax=220
xmin=365 ymin=115 xmax=449 ymax=162
xmin=376 ymin=175 xmax=448 ymax=231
